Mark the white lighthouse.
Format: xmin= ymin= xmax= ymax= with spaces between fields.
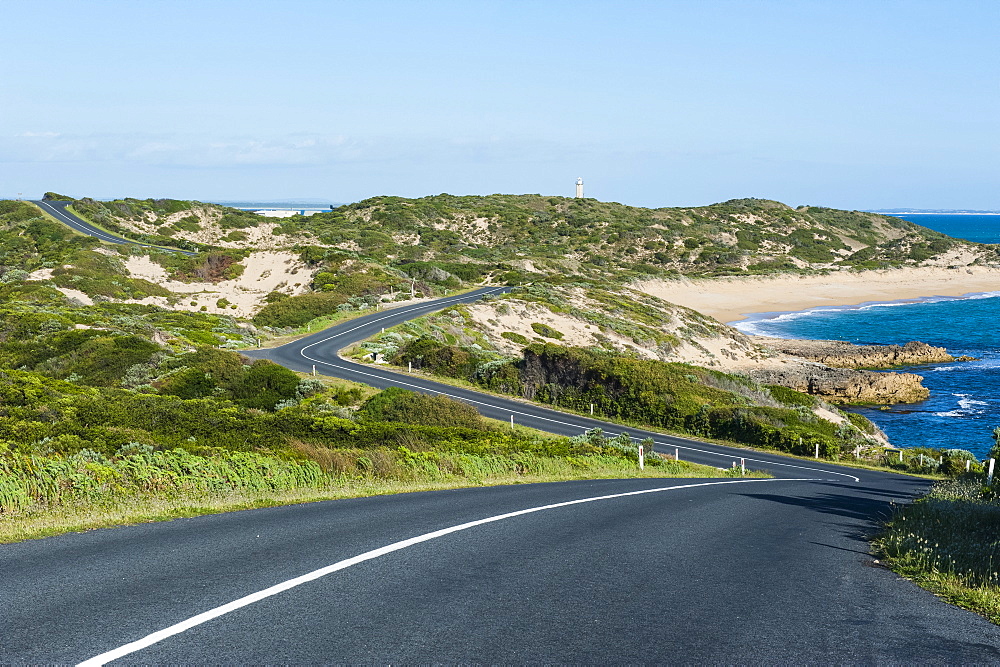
xmin=575 ymin=177 xmax=584 ymax=198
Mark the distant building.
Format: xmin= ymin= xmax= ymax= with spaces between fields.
xmin=575 ymin=177 xmax=584 ymax=198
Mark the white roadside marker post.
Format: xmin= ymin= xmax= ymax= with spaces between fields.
xmin=899 ymin=450 xmax=903 ymax=463
xmin=510 ymin=415 xmax=514 ymax=430
xmin=638 ymin=444 xmax=645 ymax=470
xmin=988 ymin=458 xmax=995 ymax=485
xmin=408 ymin=361 xmax=412 ymax=373
xmin=815 ymin=442 xmax=820 ymax=459
xmin=590 ymin=403 xmax=594 ymax=415
xmin=312 ymin=365 xmax=316 ymax=376
xmin=740 ymin=458 xmax=745 ymax=475
xmin=966 ymin=459 xmax=971 ymax=472
xmin=675 ymin=447 xmax=679 ymax=461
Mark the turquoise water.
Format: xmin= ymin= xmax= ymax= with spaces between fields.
xmin=735 ymin=214 xmax=1000 ymax=457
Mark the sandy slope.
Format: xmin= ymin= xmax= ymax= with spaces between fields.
xmin=120 ymin=251 xmax=309 ymax=317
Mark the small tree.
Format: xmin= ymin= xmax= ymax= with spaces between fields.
xmin=990 ymin=426 xmax=1000 ymax=460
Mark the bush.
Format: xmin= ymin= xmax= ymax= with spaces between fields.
xmin=501 ymin=331 xmax=530 ymax=345
xmin=530 ymin=322 xmax=564 ymax=340
xmin=391 ymin=336 xmax=482 ymax=378
xmin=767 ymin=384 xmax=816 ymax=408
xmin=253 ymin=292 xmax=347 ymax=328
xmin=228 ymin=360 xmax=301 ymax=410
xmin=357 ymin=387 xmax=485 ymax=429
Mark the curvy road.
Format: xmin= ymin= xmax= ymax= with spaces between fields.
xmin=3 ymin=245 xmax=999 ymax=662
xmin=30 ymin=199 xmax=197 ymax=255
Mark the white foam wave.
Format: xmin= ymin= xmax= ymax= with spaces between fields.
xmin=958 ymin=397 xmax=987 ymax=409
xmin=733 ymin=308 xmax=842 ymax=335
xmin=734 ymin=291 xmax=1000 ymax=333
xmin=934 ymin=394 xmax=988 ymax=418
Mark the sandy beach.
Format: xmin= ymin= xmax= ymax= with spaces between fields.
xmin=637 ymin=266 xmax=1000 ymax=324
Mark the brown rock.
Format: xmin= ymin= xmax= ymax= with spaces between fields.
xmin=750 ymin=337 xmax=953 ymax=369
xmin=748 ymin=365 xmax=929 ymax=404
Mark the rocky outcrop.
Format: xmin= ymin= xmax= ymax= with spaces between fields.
xmin=748 ymin=364 xmax=929 ymax=404
xmin=750 ymin=337 xmax=953 ymax=369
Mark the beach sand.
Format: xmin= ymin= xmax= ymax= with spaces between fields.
xmin=637 ymin=266 xmax=1000 ymax=324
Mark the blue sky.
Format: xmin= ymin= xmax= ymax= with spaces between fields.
xmin=2 ymin=0 xmax=997 ymax=209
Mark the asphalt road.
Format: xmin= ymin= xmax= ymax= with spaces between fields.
xmin=243 ymin=288 xmax=864 ymax=481
xmin=6 ymin=256 xmax=999 ymax=661
xmin=30 ymin=200 xmax=196 ymax=255
xmin=5 ymin=477 xmax=1000 ymax=663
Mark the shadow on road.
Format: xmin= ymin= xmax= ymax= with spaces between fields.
xmin=738 ymin=479 xmax=930 ymax=530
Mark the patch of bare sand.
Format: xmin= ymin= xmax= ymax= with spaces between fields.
xmin=54 ymin=287 xmax=94 ymax=305
xmin=122 ymin=251 xmax=309 ymax=317
xmin=465 ymin=288 xmax=769 ymax=371
xmin=26 ymin=268 xmax=55 ymax=281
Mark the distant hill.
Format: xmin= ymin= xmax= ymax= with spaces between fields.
xmin=288 ymin=194 xmax=987 ymax=278
xmin=54 ymin=194 xmax=998 ymax=284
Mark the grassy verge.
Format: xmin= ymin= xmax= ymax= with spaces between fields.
xmin=874 ymin=476 xmax=1000 ymax=624
xmin=248 ymin=286 xmax=485 ymax=350
xmin=338 ymin=355 xmax=948 ymax=480
xmin=0 ymin=441 xmax=761 ymax=544
xmin=29 ymin=203 xmax=94 ymax=240
xmin=64 ymin=204 xmax=189 ymax=254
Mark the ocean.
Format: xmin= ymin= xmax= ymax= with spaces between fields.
xmin=734 ymin=214 xmax=1000 ymax=458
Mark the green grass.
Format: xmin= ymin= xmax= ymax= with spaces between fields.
xmin=64 ymin=204 xmax=199 ymax=255
xmin=874 ymin=477 xmax=1000 ymax=624
xmin=0 ymin=443 xmax=747 ymax=544
xmin=344 ymin=344 xmax=955 ymax=480
xmin=249 ymin=285 xmax=482 ymax=348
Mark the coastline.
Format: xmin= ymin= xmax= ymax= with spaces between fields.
xmin=637 ymin=266 xmax=1000 ymax=325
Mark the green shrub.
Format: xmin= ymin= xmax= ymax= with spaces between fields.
xmin=357 ymin=387 xmax=485 ymax=429
xmin=530 ymin=322 xmax=564 ymax=340
xmin=253 ymin=292 xmax=347 ymax=328
xmin=501 ymin=331 xmax=530 ymax=345
xmin=767 ymin=384 xmax=816 ymax=407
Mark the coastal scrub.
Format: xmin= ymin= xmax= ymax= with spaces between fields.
xmin=875 ymin=476 xmax=1000 ymax=624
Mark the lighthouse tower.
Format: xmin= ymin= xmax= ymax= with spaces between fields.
xmin=575 ymin=177 xmax=584 ymax=198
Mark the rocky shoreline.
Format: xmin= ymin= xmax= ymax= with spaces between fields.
xmin=747 ymin=337 xmax=967 ymax=404
xmin=749 ymin=364 xmax=930 ymax=404
xmin=749 ymin=337 xmax=957 ymax=369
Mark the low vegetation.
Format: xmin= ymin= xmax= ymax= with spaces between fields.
xmin=277 ymin=194 xmax=982 ymax=279
xmin=43 ymin=194 xmax=997 ymax=293
xmin=873 ymin=428 xmax=1000 ymax=624
xmin=377 ymin=334 xmax=876 ymax=459
xmin=875 ymin=475 xmax=1000 ymax=624
xmin=0 ymin=369 xmax=741 ymax=542
xmin=1 ymin=191 xmax=988 ymax=548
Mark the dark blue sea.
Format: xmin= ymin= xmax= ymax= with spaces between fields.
xmin=735 ymin=214 xmax=1000 ymax=457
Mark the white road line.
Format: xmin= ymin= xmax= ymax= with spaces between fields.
xmin=34 ymin=201 xmax=188 ymax=254
xmin=78 ymin=477 xmax=812 ymax=666
xmin=296 ymin=287 xmax=507 ymax=348
xmin=298 ymin=345 xmax=861 ymax=484
xmin=35 ymin=201 xmax=123 ymax=244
